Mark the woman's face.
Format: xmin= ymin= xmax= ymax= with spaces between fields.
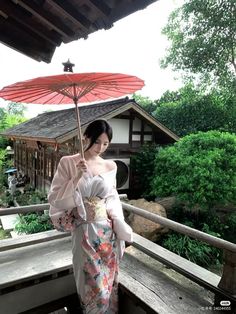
xmin=87 ymin=132 xmax=110 ymax=156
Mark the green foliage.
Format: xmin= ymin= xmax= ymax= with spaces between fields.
xmin=223 ymin=212 xmax=236 ymax=244
xmin=0 ymin=149 xmax=7 ymax=169
xmin=7 ymin=102 xmax=26 ymax=116
xmin=15 ymin=212 xmax=53 ymax=234
xmin=151 ymin=131 xmax=236 ymax=209
xmin=130 ymin=144 xmax=160 ymax=199
xmin=0 ymin=228 xmax=11 ymax=240
xmin=0 ymin=191 xmax=15 ymax=207
xmin=15 ymin=186 xmax=48 ymax=206
xmin=0 ymin=148 xmax=15 ymax=195
xmin=153 ymin=84 xmax=236 ymax=136
xmin=133 ymin=94 xmax=156 ymax=115
xmin=0 ymin=184 xmax=51 ymax=235
xmin=161 ymin=0 xmax=236 ymax=88
xmin=0 ymin=103 xmax=27 ymax=149
xmin=161 ymin=228 xmax=221 ymax=267
xmin=135 ymin=84 xmax=236 ymax=138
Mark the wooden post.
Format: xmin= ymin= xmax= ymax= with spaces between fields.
xmin=215 ymin=249 xmax=236 ymax=309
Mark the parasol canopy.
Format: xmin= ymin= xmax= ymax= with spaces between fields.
xmin=0 ymin=72 xmax=144 ymax=157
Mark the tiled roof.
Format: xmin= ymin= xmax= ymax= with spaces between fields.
xmin=1 ymin=97 xmax=179 ymax=143
xmin=1 ymin=97 xmax=132 ymax=141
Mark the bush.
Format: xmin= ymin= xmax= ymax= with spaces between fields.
xmin=14 ymin=212 xmax=53 ymax=234
xmin=15 ymin=186 xmax=48 ymax=206
xmin=13 ymin=188 xmax=52 ymax=235
xmin=0 ymin=227 xmax=11 ymax=239
xmin=151 ymin=131 xmax=236 ymax=209
xmin=0 ymin=191 xmax=14 ymax=207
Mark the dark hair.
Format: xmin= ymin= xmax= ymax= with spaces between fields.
xmin=84 ymin=120 xmax=113 ymax=151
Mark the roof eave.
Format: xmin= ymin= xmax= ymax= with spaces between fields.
xmin=56 ymin=100 xmax=179 ymax=143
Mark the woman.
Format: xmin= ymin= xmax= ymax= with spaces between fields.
xmin=48 ymin=119 xmax=133 ymax=314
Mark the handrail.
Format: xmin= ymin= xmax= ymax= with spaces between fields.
xmin=0 ymin=203 xmax=50 ymax=215
xmin=1 ymin=197 xmax=235 ymax=252
xmin=120 ymin=202 xmax=236 ymax=303
xmin=121 ymin=202 xmax=236 ymax=253
xmin=0 ymin=197 xmax=236 ymax=302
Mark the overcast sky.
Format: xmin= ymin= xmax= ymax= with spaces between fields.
xmin=0 ymin=0 xmax=183 ymax=117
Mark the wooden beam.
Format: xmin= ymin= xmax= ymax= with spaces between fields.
xmin=0 ymin=0 xmax=61 ymax=46
xmin=0 ymin=16 xmax=54 ymax=63
xmin=48 ymin=0 xmax=91 ymax=31
xmin=17 ymin=0 xmax=75 ymax=38
xmin=87 ymin=0 xmax=111 ymax=17
xmin=0 ymin=230 xmax=70 ymax=252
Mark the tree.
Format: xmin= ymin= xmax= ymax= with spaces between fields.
xmin=161 ymin=0 xmax=236 ymax=89
xmin=153 ymin=84 xmax=236 ymax=136
xmin=7 ymin=102 xmax=26 ymax=116
xmin=0 ymin=105 xmax=27 ymax=149
xmin=133 ymin=94 xmax=156 ymax=115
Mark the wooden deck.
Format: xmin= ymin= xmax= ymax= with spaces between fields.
xmin=0 ymin=231 xmax=222 ymax=314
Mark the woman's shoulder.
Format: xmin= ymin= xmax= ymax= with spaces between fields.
xmin=59 ymin=154 xmax=81 ymax=169
xmin=60 ymin=153 xmax=81 ymax=163
xmin=104 ymin=159 xmax=117 ymax=172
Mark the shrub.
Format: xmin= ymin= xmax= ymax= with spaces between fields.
xmin=13 ymin=188 xmax=51 ymax=235
xmin=0 ymin=227 xmax=11 ymax=240
xmin=14 ymin=212 xmax=53 ymax=234
xmin=15 ymin=186 xmax=48 ymax=206
xmin=151 ymin=131 xmax=236 ymax=209
xmin=0 ymin=191 xmax=14 ymax=207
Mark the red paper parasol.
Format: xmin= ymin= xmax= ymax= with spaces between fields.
xmin=0 ymin=72 xmax=144 ymax=157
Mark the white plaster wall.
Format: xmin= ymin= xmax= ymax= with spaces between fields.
xmin=109 ymin=118 xmax=129 ymax=144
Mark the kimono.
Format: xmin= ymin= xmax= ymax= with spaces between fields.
xmin=48 ymin=154 xmax=133 ymax=314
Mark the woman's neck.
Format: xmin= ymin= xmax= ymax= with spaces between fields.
xmin=84 ymin=151 xmax=100 ymax=161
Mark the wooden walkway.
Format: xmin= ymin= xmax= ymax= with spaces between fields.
xmin=1 ymin=200 xmax=235 ymax=313
xmin=0 ymin=231 xmax=221 ymax=314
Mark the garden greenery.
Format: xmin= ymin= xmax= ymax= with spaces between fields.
xmin=130 ymin=143 xmax=160 ymax=199
xmin=15 ymin=212 xmax=53 ymax=234
xmin=130 ymin=131 xmax=236 ymax=267
xmin=151 ymin=131 xmax=236 ymax=209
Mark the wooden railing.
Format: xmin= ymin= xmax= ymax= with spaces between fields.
xmin=122 ymin=202 xmax=236 ymax=305
xmin=1 ymin=198 xmax=236 ymax=306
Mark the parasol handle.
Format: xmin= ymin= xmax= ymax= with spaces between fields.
xmin=74 ymin=101 xmax=84 ymax=159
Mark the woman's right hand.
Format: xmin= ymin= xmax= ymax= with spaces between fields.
xmin=77 ymin=158 xmax=88 ymax=173
xmin=74 ymin=158 xmax=88 ymax=184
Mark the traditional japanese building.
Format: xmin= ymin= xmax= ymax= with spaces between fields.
xmin=1 ymin=98 xmax=178 ymax=193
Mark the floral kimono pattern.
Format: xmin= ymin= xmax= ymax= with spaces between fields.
xmin=48 ymin=154 xmax=133 ymax=314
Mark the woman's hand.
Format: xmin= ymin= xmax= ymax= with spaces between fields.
xmin=77 ymin=158 xmax=88 ymax=173
xmin=74 ymin=158 xmax=88 ymax=184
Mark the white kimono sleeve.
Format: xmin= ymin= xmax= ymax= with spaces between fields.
xmin=106 ymin=187 xmax=133 ymax=243
xmin=48 ymin=157 xmax=85 ymax=230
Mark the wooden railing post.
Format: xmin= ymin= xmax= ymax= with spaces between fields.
xmin=215 ymin=249 xmax=236 ymax=309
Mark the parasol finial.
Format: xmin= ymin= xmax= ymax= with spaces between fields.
xmin=62 ymin=59 xmax=75 ymax=73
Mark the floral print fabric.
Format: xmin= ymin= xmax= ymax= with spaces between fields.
xmin=72 ymin=200 xmax=120 ymax=314
xmin=51 ymin=197 xmax=107 ymax=232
